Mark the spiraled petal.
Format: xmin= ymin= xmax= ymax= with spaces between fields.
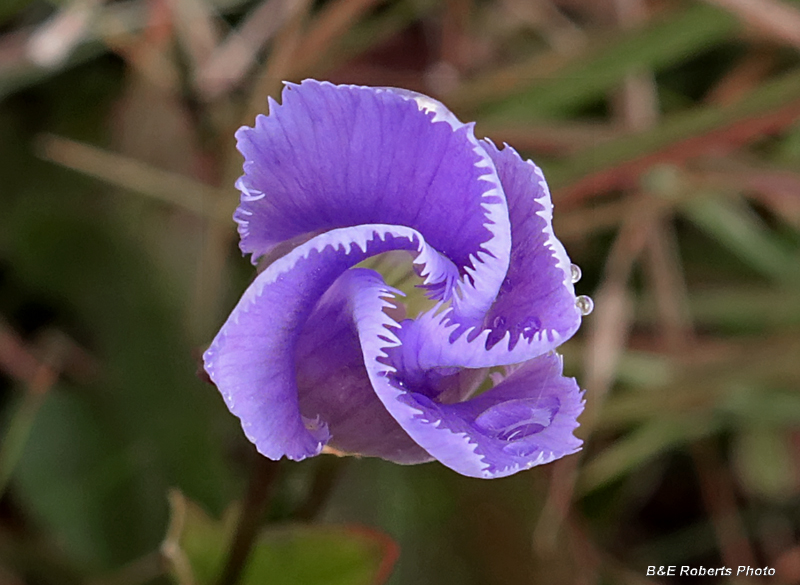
xmin=204 ymin=223 xmax=460 ymax=461
xmin=345 ymin=270 xmax=584 ymax=478
xmin=235 ymin=80 xmax=510 ymax=321
xmin=295 ymin=270 xmax=430 ymax=464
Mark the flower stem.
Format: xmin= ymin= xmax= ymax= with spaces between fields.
xmin=215 ymin=455 xmax=281 ymax=585
xmin=293 ymin=455 xmax=347 ymax=521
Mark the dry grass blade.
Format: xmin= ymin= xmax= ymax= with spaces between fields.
xmin=643 ymin=220 xmax=693 ymax=352
xmin=438 ymin=0 xmax=471 ymax=73
xmin=705 ymin=46 xmax=777 ymax=105
xmin=610 ymin=0 xmax=659 ymax=132
xmin=614 ymin=72 xmax=660 ymax=132
xmin=197 ymin=0 xmax=297 ymax=100
xmin=692 ymin=442 xmax=758 ymax=582
xmin=553 ymin=198 xmax=629 ymax=241
xmin=636 ymin=286 xmax=800 ymax=332
xmin=292 ymin=0 xmax=383 ymax=76
xmin=551 ymin=69 xmax=800 ymax=205
xmin=27 ymin=0 xmax=103 ymax=68
xmin=480 ymin=122 xmax=621 ymax=156
xmin=702 ymin=0 xmax=800 ymax=50
xmin=696 ymin=159 xmax=800 ymax=228
xmin=36 ymin=133 xmax=229 ymax=221
xmin=167 ymin=0 xmax=222 ymax=75
xmin=447 ymin=3 xmax=735 ymax=116
xmin=0 ymin=28 xmax=30 ymax=69
xmin=0 ymin=323 xmax=96 ymax=385
xmin=499 ymin=0 xmax=585 ymax=52
xmin=161 ymin=491 xmax=197 ymax=585
xmin=584 ymin=281 xmax=635 ymax=395
xmin=0 ymin=324 xmax=42 ymax=385
xmin=443 ymin=40 xmax=583 ymax=113
xmin=593 ymin=334 xmax=800 ymax=431
xmin=88 ymin=551 xmax=164 ymax=585
xmin=100 ymin=1 xmax=181 ymax=92
xmin=242 ymin=0 xmax=312 ymax=124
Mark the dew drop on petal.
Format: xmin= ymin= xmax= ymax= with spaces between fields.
xmin=576 ymin=295 xmax=594 ymax=316
xmin=570 ymin=263 xmax=582 ymax=284
xmin=492 ymin=315 xmax=506 ymax=330
xmin=474 ymin=397 xmax=559 ymax=442
xmin=502 ymin=441 xmax=540 ymax=458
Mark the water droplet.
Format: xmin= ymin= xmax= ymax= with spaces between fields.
xmin=502 ymin=442 xmax=540 ymax=458
xmin=570 ymin=263 xmax=582 ymax=284
xmin=474 ymin=397 xmax=558 ymax=442
xmin=492 ymin=315 xmax=506 ymax=330
xmin=576 ymin=295 xmax=594 ymax=316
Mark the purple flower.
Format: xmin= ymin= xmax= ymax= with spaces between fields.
xmin=204 ymin=80 xmax=590 ymax=479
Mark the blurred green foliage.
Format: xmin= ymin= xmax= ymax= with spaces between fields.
xmin=164 ymin=491 xmax=394 ymax=585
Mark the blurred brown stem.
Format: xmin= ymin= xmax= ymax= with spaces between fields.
xmin=215 ymin=455 xmax=281 ymax=585
xmin=643 ymin=220 xmax=694 ymax=353
xmin=293 ymin=455 xmax=347 ymax=521
xmin=692 ymin=441 xmax=759 ymax=583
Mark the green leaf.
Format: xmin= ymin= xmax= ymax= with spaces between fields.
xmin=163 ymin=491 xmax=398 ymax=585
xmin=162 ymin=491 xmax=237 ymax=585
xmin=245 ymin=526 xmax=396 ymax=585
xmin=732 ymin=425 xmax=797 ymax=501
xmin=14 ymin=388 xmax=153 ymax=569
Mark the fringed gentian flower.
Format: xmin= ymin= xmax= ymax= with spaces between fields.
xmin=204 ymin=80 xmax=593 ymax=479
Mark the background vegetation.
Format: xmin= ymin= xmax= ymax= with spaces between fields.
xmin=1 ymin=0 xmax=800 ymax=583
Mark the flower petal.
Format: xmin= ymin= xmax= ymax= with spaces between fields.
xmin=204 ymin=223 xmax=460 ymax=461
xmin=294 ymin=270 xmax=431 ymax=464
xmin=347 ymin=272 xmax=584 ymax=478
xmin=235 ymin=80 xmax=510 ymax=321
xmin=480 ymin=140 xmax=581 ymax=348
xmin=385 ymin=141 xmax=583 ymax=370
